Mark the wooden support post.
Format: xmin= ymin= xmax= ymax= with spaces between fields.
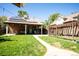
xmin=41 ymin=25 xmax=43 ymax=35
xmin=25 ymin=24 xmax=27 ymax=34
xmin=72 ymin=21 xmax=74 ymax=40
xmin=48 ymin=25 xmax=50 ymax=35
xmin=6 ymin=24 xmax=8 ymax=34
xmin=56 ymin=26 xmax=57 ymax=36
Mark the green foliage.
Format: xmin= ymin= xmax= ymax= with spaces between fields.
xmin=48 ymin=13 xmax=60 ymax=24
xmin=40 ymin=36 xmax=79 ymax=53
xmin=0 ymin=16 xmax=7 ymax=29
xmin=43 ymin=13 xmax=60 ymax=29
xmin=18 ymin=10 xmax=28 ymax=17
xmin=0 ymin=35 xmax=46 ymax=56
xmin=43 ymin=20 xmax=50 ymax=29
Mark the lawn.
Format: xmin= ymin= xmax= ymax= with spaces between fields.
xmin=0 ymin=35 xmax=46 ymax=56
xmin=40 ymin=36 xmax=79 ymax=53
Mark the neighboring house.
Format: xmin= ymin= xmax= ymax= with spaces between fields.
xmin=4 ymin=16 xmax=47 ymax=34
xmin=49 ymin=13 xmax=79 ymax=36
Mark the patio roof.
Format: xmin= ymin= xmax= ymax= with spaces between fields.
xmin=5 ymin=21 xmax=43 ymax=25
xmin=4 ymin=17 xmax=43 ymax=25
xmin=50 ymin=13 xmax=79 ymax=26
xmin=12 ymin=3 xmax=24 ymax=8
xmin=63 ymin=13 xmax=79 ymax=22
xmin=50 ymin=20 xmax=79 ymax=28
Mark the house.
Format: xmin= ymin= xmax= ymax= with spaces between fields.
xmin=4 ymin=16 xmax=47 ymax=34
xmin=49 ymin=13 xmax=79 ymax=36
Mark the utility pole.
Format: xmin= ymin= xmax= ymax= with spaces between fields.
xmin=3 ymin=8 xmax=5 ymax=16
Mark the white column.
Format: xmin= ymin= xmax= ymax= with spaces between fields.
xmin=6 ymin=24 xmax=8 ymax=34
xmin=25 ymin=24 xmax=27 ymax=34
xmin=41 ymin=25 xmax=43 ymax=35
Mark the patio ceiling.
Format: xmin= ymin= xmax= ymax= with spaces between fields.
xmin=12 ymin=3 xmax=24 ymax=8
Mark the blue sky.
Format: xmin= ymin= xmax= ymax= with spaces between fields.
xmin=0 ymin=3 xmax=79 ymax=22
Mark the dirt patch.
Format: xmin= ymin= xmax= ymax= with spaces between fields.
xmin=70 ymin=46 xmax=77 ymax=49
xmin=52 ymin=42 xmax=61 ymax=48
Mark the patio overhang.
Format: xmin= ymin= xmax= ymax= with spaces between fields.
xmin=12 ymin=3 xmax=24 ymax=8
xmin=4 ymin=21 xmax=43 ymax=25
xmin=5 ymin=21 xmax=43 ymax=35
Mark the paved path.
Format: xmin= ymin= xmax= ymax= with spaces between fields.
xmin=33 ymin=35 xmax=79 ymax=56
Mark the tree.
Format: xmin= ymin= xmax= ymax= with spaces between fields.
xmin=0 ymin=16 xmax=7 ymax=28
xmin=0 ymin=16 xmax=7 ymax=34
xmin=43 ymin=13 xmax=60 ymax=29
xmin=43 ymin=20 xmax=50 ymax=29
xmin=43 ymin=13 xmax=60 ymax=35
xmin=18 ymin=10 xmax=28 ymax=17
xmin=48 ymin=13 xmax=60 ymax=24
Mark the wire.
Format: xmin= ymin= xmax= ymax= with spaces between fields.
xmin=0 ymin=6 xmax=14 ymax=16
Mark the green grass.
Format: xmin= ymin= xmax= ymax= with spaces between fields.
xmin=0 ymin=35 xmax=46 ymax=56
xmin=40 ymin=36 xmax=79 ymax=53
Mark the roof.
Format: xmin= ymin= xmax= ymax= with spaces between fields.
xmin=4 ymin=16 xmax=43 ymax=25
xmin=64 ymin=19 xmax=77 ymax=23
xmin=64 ymin=13 xmax=79 ymax=18
xmin=50 ymin=15 xmax=64 ymax=25
xmin=50 ymin=13 xmax=79 ymax=26
xmin=64 ymin=13 xmax=79 ymax=22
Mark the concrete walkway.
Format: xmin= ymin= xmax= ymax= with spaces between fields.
xmin=33 ymin=35 xmax=79 ymax=56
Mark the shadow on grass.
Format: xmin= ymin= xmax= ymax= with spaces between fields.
xmin=0 ymin=36 xmax=13 ymax=42
xmin=55 ymin=36 xmax=79 ymax=43
xmin=54 ymin=36 xmax=74 ymax=41
xmin=59 ymin=37 xmax=72 ymax=40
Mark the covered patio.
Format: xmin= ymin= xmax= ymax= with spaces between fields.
xmin=5 ymin=21 xmax=43 ymax=35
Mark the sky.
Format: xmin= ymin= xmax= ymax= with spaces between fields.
xmin=0 ymin=3 xmax=79 ymax=22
